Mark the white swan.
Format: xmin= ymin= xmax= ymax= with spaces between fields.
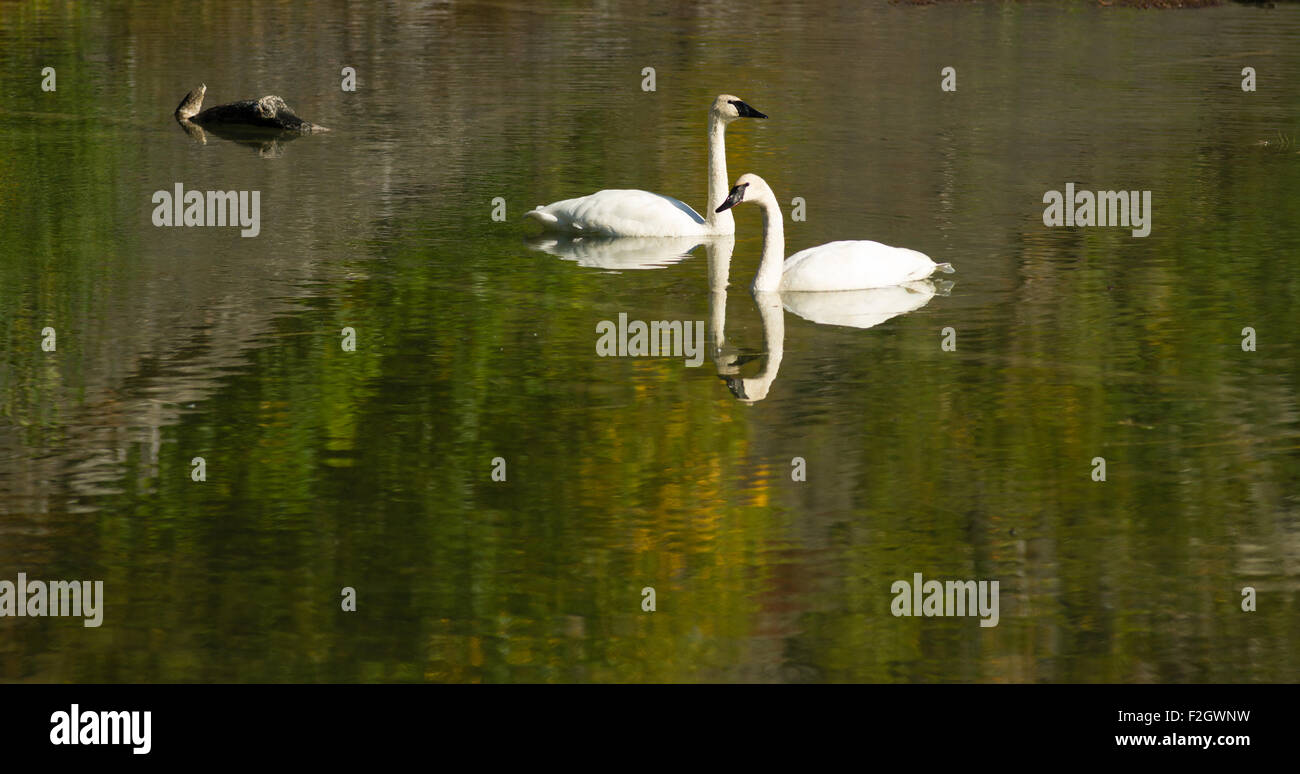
xmin=715 ymin=173 xmax=954 ymax=292
xmin=707 ymin=249 xmax=947 ymax=402
xmin=524 ymin=95 xmax=766 ymax=237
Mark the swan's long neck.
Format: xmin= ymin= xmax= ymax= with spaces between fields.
xmin=752 ymin=195 xmax=786 ymax=293
xmin=705 ymin=114 xmax=732 ymax=233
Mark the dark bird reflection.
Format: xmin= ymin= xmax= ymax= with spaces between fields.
xmin=175 ymin=117 xmax=306 ymax=158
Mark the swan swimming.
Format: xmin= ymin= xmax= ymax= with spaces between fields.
xmin=715 ymin=173 xmax=954 ymax=292
xmin=706 ymin=239 xmax=946 ymax=403
xmin=524 ymin=95 xmax=766 ymax=237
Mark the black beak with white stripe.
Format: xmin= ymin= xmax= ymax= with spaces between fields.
xmin=716 ymin=183 xmax=749 ymax=213
xmin=729 ymin=100 xmax=767 ymax=119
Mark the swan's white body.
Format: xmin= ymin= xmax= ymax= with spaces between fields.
xmin=716 ymin=173 xmax=953 ymax=293
xmin=525 ymin=95 xmax=765 ymax=237
xmin=781 ymin=242 xmax=941 ymax=292
xmin=526 ymin=191 xmax=710 ymax=238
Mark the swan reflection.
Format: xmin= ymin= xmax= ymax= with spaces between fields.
xmin=781 ymin=280 xmax=948 ymax=329
xmin=527 ymin=234 xmax=707 ymax=271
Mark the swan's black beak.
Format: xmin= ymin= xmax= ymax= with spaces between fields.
xmin=716 ymin=183 xmax=748 ymax=213
xmin=721 ymin=375 xmax=747 ymax=400
xmin=731 ymin=100 xmax=767 ymax=119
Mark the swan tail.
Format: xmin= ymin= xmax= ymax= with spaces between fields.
xmin=524 ymin=208 xmax=587 ymax=233
xmin=934 ymin=262 xmax=955 ymax=274
xmin=524 ymin=208 xmax=559 ymax=226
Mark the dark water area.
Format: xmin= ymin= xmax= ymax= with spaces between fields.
xmin=0 ymin=0 xmax=1298 ymax=682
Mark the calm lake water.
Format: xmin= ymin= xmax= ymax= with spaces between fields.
xmin=1 ymin=0 xmax=1298 ymax=683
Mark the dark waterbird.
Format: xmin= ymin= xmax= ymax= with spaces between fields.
xmin=173 ymin=84 xmax=328 ymax=153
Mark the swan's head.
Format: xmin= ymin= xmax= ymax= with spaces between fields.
xmin=715 ymin=173 xmax=773 ymax=212
xmin=712 ymin=94 xmax=767 ymax=123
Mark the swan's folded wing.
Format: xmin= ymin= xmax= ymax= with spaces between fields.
xmin=525 ymin=189 xmax=706 ymax=237
xmin=781 ymin=240 xmax=937 ymax=291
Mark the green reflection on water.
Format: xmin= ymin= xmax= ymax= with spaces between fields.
xmin=0 ymin=0 xmax=1298 ymax=682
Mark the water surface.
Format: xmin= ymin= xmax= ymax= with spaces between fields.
xmin=1 ymin=0 xmax=1298 ymax=682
